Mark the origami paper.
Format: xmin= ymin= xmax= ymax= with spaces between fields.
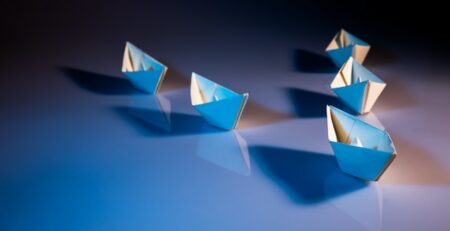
xmin=122 ymin=41 xmax=167 ymax=94
xmin=190 ymin=72 xmax=249 ymax=130
xmin=326 ymin=105 xmax=397 ymax=181
xmin=325 ymin=29 xmax=370 ymax=67
xmin=196 ymin=131 xmax=251 ymax=175
xmin=331 ymin=57 xmax=386 ymax=114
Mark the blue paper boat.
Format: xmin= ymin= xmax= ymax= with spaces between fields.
xmin=121 ymin=42 xmax=167 ymax=94
xmin=325 ymin=29 xmax=370 ymax=67
xmin=331 ymin=57 xmax=386 ymax=114
xmin=190 ymin=73 xmax=249 ymax=130
xmin=326 ymin=105 xmax=397 ymax=181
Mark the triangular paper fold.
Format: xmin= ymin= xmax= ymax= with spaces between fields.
xmin=326 ymin=29 xmax=371 ymax=66
xmin=326 ymin=105 xmax=396 ymax=181
xmin=122 ymin=41 xmax=167 ymax=94
xmin=331 ymin=57 xmax=386 ymax=114
xmin=191 ymin=73 xmax=249 ymax=130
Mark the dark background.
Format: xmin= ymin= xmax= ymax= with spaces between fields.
xmin=1 ymin=0 xmax=448 ymax=55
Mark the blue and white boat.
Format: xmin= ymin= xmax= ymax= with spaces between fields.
xmin=191 ymin=73 xmax=249 ymax=130
xmin=122 ymin=42 xmax=167 ymax=94
xmin=326 ymin=105 xmax=397 ymax=181
xmin=326 ymin=29 xmax=370 ymax=67
xmin=331 ymin=57 xmax=386 ymax=114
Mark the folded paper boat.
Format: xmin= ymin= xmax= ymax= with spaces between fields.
xmin=331 ymin=57 xmax=386 ymax=114
xmin=191 ymin=73 xmax=249 ymax=130
xmin=326 ymin=105 xmax=397 ymax=181
xmin=122 ymin=42 xmax=167 ymax=94
xmin=325 ymin=29 xmax=370 ymax=67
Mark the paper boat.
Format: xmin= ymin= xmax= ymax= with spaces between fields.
xmin=122 ymin=41 xmax=167 ymax=94
xmin=331 ymin=57 xmax=386 ymax=114
xmin=325 ymin=29 xmax=370 ymax=67
xmin=190 ymin=73 xmax=249 ymax=130
xmin=326 ymin=105 xmax=397 ymax=181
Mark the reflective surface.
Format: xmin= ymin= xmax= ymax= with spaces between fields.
xmin=1 ymin=0 xmax=450 ymax=230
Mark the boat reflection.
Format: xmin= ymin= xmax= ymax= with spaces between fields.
xmin=195 ymin=131 xmax=251 ymax=176
xmin=125 ymin=94 xmax=172 ymax=132
xmin=120 ymin=93 xmax=222 ymax=136
xmin=325 ymin=169 xmax=383 ymax=231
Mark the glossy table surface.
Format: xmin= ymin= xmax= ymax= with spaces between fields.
xmin=1 ymin=1 xmax=450 ymax=230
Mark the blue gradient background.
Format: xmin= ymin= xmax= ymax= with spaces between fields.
xmin=1 ymin=0 xmax=450 ymax=230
